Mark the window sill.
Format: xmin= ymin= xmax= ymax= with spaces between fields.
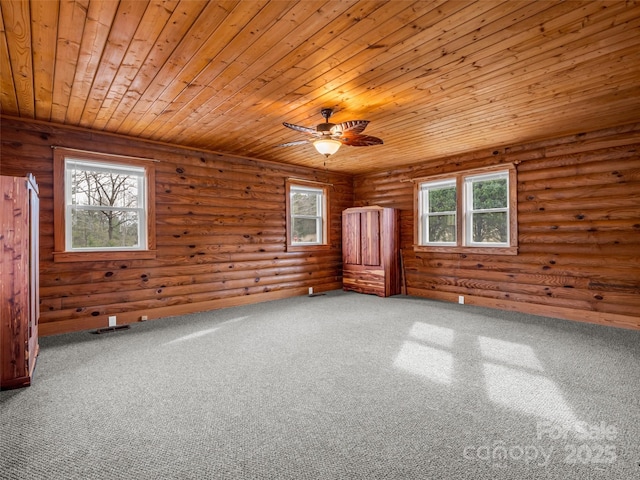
xmin=53 ymin=250 xmax=157 ymax=263
xmin=413 ymin=245 xmax=518 ymax=256
xmin=286 ymin=244 xmax=331 ymax=253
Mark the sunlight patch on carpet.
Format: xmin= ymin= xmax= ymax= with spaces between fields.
xmin=162 ymin=327 xmax=220 ymax=346
xmin=409 ymin=322 xmax=454 ymax=348
xmin=394 ymin=341 xmax=453 ymax=384
xmin=162 ymin=315 xmax=250 ymax=346
xmin=478 ymin=337 xmax=544 ymax=372
xmin=483 ymin=363 xmax=578 ymax=426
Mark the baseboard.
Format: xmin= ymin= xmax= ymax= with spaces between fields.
xmin=406 ymin=288 xmax=640 ymax=330
xmin=39 ymin=283 xmax=342 ymax=336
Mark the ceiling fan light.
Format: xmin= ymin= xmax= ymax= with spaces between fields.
xmin=313 ymin=138 xmax=341 ymax=157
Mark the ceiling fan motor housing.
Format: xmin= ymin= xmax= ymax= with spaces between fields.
xmin=318 ymin=108 xmax=336 ymax=134
xmin=317 ymin=122 xmax=335 ymax=133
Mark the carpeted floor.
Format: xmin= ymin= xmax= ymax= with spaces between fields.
xmin=1 ymin=290 xmax=639 ymax=479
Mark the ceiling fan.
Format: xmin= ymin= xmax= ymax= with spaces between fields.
xmin=281 ymin=108 xmax=383 ymax=158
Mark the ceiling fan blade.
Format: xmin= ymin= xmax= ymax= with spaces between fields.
xmin=331 ymin=120 xmax=369 ymax=136
xmin=282 ymin=114 xmax=382 ymax=149
xmin=278 ymin=140 xmax=310 ymax=147
xmin=282 ymin=122 xmax=318 ymax=136
xmin=339 ymin=134 xmax=384 ymax=147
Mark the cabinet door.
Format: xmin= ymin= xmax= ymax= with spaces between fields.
xmin=1 ymin=175 xmax=39 ymax=389
xmin=1 ymin=177 xmax=30 ymax=386
xmin=27 ymin=179 xmax=39 ymax=368
xmin=361 ymin=210 xmax=381 ymax=266
xmin=343 ymin=211 xmax=361 ymax=265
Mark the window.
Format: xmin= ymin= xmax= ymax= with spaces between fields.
xmin=53 ymin=148 xmax=156 ymax=262
xmin=285 ymin=180 xmax=329 ymax=251
xmin=419 ymin=179 xmax=457 ymax=245
xmin=415 ymin=165 xmax=517 ymax=255
xmin=465 ymin=171 xmax=509 ymax=246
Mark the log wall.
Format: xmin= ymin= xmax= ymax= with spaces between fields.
xmin=2 ymin=116 xmax=638 ymax=333
xmin=354 ymin=123 xmax=640 ymax=330
xmin=0 ymin=117 xmax=353 ymax=335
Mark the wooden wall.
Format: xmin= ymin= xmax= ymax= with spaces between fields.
xmin=0 ymin=117 xmax=353 ymax=335
xmin=2 ymin=116 xmax=638 ymax=334
xmin=354 ymin=123 xmax=640 ymax=330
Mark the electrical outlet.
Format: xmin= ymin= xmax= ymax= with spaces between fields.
xmin=309 ymin=287 xmax=313 ymax=295
xmin=458 ymin=296 xmax=465 ymax=305
xmin=108 ymin=315 xmax=117 ymax=327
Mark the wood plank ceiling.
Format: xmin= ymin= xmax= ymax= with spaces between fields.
xmin=1 ymin=0 xmax=639 ymax=174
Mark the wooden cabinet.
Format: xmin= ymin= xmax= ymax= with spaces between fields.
xmin=1 ymin=174 xmax=40 ymax=390
xmin=342 ymin=206 xmax=400 ymax=297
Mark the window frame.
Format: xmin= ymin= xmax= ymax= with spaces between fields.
xmin=464 ymin=170 xmax=511 ymax=247
xmin=418 ymin=178 xmax=457 ymax=246
xmin=285 ymin=179 xmax=330 ymax=252
xmin=53 ymin=148 xmax=156 ymax=262
xmin=414 ymin=165 xmax=517 ymax=255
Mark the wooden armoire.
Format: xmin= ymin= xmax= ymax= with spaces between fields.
xmin=342 ymin=206 xmax=400 ymax=297
xmin=1 ymin=174 xmax=40 ymax=390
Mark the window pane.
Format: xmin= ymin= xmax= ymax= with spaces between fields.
xmin=472 ymin=212 xmax=507 ymax=243
xmin=291 ymin=217 xmax=319 ymax=243
xmin=71 ymin=209 xmax=140 ymax=248
xmin=429 ymin=214 xmax=456 ymax=242
xmin=291 ymin=191 xmax=319 ymax=216
xmin=473 ymin=178 xmax=507 ymax=209
xmin=429 ymin=186 xmax=456 ymax=213
xmin=70 ymin=170 xmax=140 ymax=209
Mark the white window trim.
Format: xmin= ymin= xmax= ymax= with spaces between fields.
xmin=64 ymin=158 xmax=148 ymax=252
xmin=414 ymin=165 xmax=518 ymax=256
xmin=290 ymin=185 xmax=325 ymax=246
xmin=464 ymin=171 xmax=510 ymax=248
xmin=419 ymin=179 xmax=457 ymax=246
